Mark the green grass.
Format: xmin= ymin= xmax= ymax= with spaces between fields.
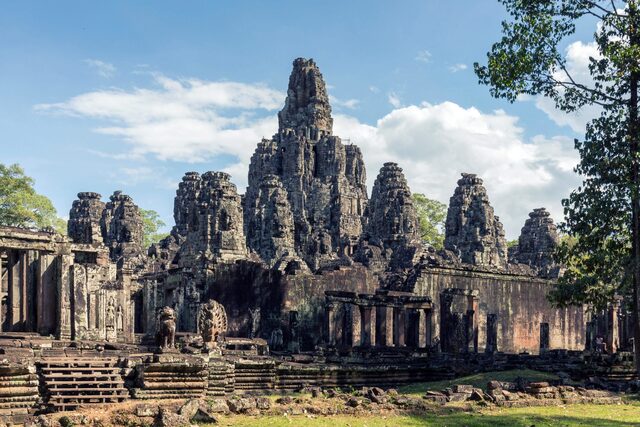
xmin=398 ymin=369 xmax=560 ymax=396
xmin=213 ymin=402 xmax=640 ymax=426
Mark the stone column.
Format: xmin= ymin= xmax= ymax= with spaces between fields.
xmin=343 ymin=304 xmax=353 ymax=347
xmin=375 ymin=305 xmax=388 ymax=347
xmin=407 ymin=309 xmax=420 ymax=348
xmin=425 ymin=308 xmax=433 ymax=348
xmin=485 ymin=314 xmax=498 ymax=354
xmin=57 ymin=253 xmax=74 ymax=340
xmin=0 ymin=251 xmax=4 ymax=332
xmin=325 ymin=302 xmax=336 ymax=346
xmin=607 ymin=298 xmax=621 ymax=353
xmin=467 ymin=293 xmax=479 ymax=353
xmin=8 ymin=250 xmax=22 ymax=331
xmin=393 ymin=307 xmax=406 ymax=347
xmin=359 ymin=305 xmax=372 ymax=347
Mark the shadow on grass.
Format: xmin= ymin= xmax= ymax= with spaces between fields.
xmin=405 ymin=413 xmax=640 ymax=427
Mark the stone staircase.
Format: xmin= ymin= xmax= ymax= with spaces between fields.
xmin=232 ymin=358 xmax=276 ymax=393
xmin=207 ymin=358 xmax=235 ymax=397
xmin=0 ymin=363 xmax=39 ymax=423
xmin=39 ymin=358 xmax=128 ymax=411
xmin=131 ymin=354 xmax=208 ymax=400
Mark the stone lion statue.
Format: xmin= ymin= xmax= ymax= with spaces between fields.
xmin=156 ymin=306 xmax=176 ymax=349
xmin=198 ymin=300 xmax=227 ymax=347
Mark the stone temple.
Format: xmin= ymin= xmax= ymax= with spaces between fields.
xmin=0 ymin=58 xmax=631 ymax=421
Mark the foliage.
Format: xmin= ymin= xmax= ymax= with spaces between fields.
xmin=140 ymin=208 xmax=168 ymax=248
xmin=475 ymin=1 xmax=640 ymax=359
xmin=0 ymin=163 xmax=66 ymax=233
xmin=507 ymin=239 xmax=519 ymax=248
xmin=411 ymin=193 xmax=447 ymax=249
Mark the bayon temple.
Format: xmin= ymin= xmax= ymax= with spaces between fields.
xmin=0 ymin=58 xmax=634 ymax=421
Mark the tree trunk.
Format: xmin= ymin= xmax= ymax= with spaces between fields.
xmin=630 ymin=2 xmax=640 ymax=375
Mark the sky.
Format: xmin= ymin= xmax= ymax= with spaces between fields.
xmin=0 ymin=1 xmax=602 ymax=239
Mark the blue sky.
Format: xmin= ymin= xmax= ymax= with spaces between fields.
xmin=0 ymin=1 xmax=600 ymax=238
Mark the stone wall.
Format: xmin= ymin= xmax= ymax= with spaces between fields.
xmin=407 ymin=266 xmax=585 ymax=354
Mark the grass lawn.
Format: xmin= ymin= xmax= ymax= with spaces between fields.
xmin=214 ymin=402 xmax=640 ymax=426
xmin=398 ymin=369 xmax=560 ymax=396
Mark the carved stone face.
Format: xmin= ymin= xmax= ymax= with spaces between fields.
xmin=159 ymin=306 xmax=175 ymax=321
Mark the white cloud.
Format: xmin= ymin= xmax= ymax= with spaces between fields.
xmin=369 ymin=86 xmax=380 ymax=94
xmin=84 ymin=59 xmax=116 ymax=78
xmin=329 ymin=95 xmax=359 ymax=109
xmin=36 ymin=73 xmax=283 ymax=164
xmin=37 ymin=73 xmax=579 ymax=238
xmin=415 ymin=50 xmax=432 ymax=63
xmin=334 ymin=102 xmax=580 ymax=238
xmin=448 ymin=63 xmax=468 ymax=73
xmin=525 ymin=40 xmax=602 ymax=133
xmin=387 ymin=92 xmax=402 ymax=108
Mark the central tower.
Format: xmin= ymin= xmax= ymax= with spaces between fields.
xmin=244 ymin=58 xmax=368 ymax=271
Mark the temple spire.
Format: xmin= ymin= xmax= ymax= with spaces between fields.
xmin=277 ymin=58 xmax=333 ymax=138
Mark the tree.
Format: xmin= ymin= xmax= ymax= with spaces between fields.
xmin=475 ymin=1 xmax=640 ymax=372
xmin=140 ymin=208 xmax=168 ymax=248
xmin=412 ymin=193 xmax=447 ymax=249
xmin=0 ymin=163 xmax=66 ymax=233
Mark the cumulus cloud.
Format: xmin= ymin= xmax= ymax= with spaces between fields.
xmin=84 ymin=59 xmax=116 ymax=78
xmin=334 ymin=103 xmax=580 ymax=238
xmin=415 ymin=50 xmax=432 ymax=63
xmin=37 ymin=73 xmax=579 ymax=238
xmin=525 ymin=40 xmax=602 ymax=133
xmin=448 ymin=63 xmax=468 ymax=73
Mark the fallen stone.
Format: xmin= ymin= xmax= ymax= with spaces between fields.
xmin=207 ymin=399 xmax=229 ymax=414
xmin=468 ymin=389 xmax=486 ymax=402
xmin=447 ymin=392 xmax=469 ymax=402
xmin=226 ymin=397 xmax=257 ymax=414
xmin=346 ymin=397 xmax=360 ymax=408
xmin=276 ymin=396 xmax=294 ymax=405
xmin=452 ymin=384 xmax=473 ymax=393
xmin=153 ymin=407 xmax=190 ymax=427
xmin=255 ymin=397 xmax=271 ymax=410
xmin=136 ymin=404 xmax=159 ymax=417
xmin=528 ymin=382 xmax=550 ymax=389
xmin=487 ymin=380 xmax=502 ymax=390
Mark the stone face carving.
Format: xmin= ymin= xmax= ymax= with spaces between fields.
xmin=444 ymin=173 xmax=508 ymax=269
xmin=156 ymin=306 xmax=177 ymax=349
xmin=511 ymin=208 xmax=560 ymax=277
xmin=244 ymin=175 xmax=295 ymax=265
xmin=278 ymin=57 xmax=333 ymax=137
xmin=244 ymin=58 xmax=368 ymax=271
xmin=101 ymin=191 xmax=146 ymax=268
xmin=198 ymin=300 xmax=228 ymax=346
xmin=366 ymin=162 xmax=420 ymax=250
xmin=178 ymin=172 xmax=247 ymax=269
xmin=68 ymin=192 xmax=105 ymax=245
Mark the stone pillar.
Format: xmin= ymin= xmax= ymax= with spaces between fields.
xmin=359 ymin=305 xmax=372 ymax=347
xmin=485 ymin=314 xmax=498 ymax=354
xmin=607 ymin=298 xmax=621 ymax=353
xmin=57 ymin=253 xmax=74 ymax=340
xmin=467 ymin=293 xmax=479 ymax=353
xmin=393 ymin=307 xmax=406 ymax=347
xmin=425 ymin=308 xmax=433 ymax=348
xmin=406 ymin=309 xmax=421 ymax=347
xmin=539 ymin=322 xmax=550 ymax=353
xmin=325 ymin=302 xmax=335 ymax=346
xmin=342 ymin=304 xmax=353 ymax=347
xmin=0 ymin=251 xmax=4 ymax=332
xmin=375 ymin=305 xmax=388 ymax=347
xmin=8 ymin=250 xmax=23 ymax=331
